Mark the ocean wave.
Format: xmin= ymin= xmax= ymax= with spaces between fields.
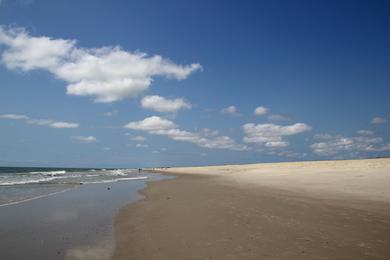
xmin=0 ymin=168 xmax=142 ymax=187
xmin=103 ymin=169 xmax=128 ymax=176
xmin=0 ymin=176 xmax=67 ymax=186
xmin=29 ymin=170 xmax=67 ymax=176
xmin=85 ymin=174 xmax=99 ymax=177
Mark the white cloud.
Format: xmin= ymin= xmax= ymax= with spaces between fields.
xmin=0 ymin=114 xmax=29 ymax=120
xmin=221 ymin=105 xmax=238 ymax=115
xmin=70 ymin=136 xmax=97 ymax=143
xmin=0 ymin=26 xmax=201 ymax=103
xmin=200 ymin=135 xmax=246 ymax=150
xmin=49 ymin=121 xmax=79 ymax=128
xmin=27 ymin=119 xmax=78 ymax=128
xmin=124 ymin=116 xmax=176 ymax=131
xmin=371 ymin=117 xmax=387 ymax=124
xmin=0 ymin=27 xmax=74 ymax=71
xmin=124 ymin=116 xmax=247 ymax=151
xmin=243 ymin=122 xmax=312 ymax=147
xmin=0 ymin=113 xmax=79 ymax=128
xmin=254 ymin=106 xmax=268 ymax=116
xmin=130 ymin=136 xmax=146 ymax=141
xmin=141 ymin=95 xmax=191 ymax=113
xmin=311 ymin=135 xmax=390 ymax=156
xmin=357 ymin=129 xmax=374 ymax=136
xmin=136 ymin=143 xmax=148 ymax=148
xmin=264 ymin=141 xmax=289 ymax=148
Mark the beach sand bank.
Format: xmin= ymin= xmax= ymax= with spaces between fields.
xmin=114 ymin=158 xmax=390 ymax=259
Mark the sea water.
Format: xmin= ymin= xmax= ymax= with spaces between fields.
xmin=0 ymin=166 xmax=147 ymax=206
xmin=0 ymin=166 xmax=169 ymax=259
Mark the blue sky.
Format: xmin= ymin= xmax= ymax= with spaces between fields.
xmin=0 ymin=0 xmax=389 ymax=168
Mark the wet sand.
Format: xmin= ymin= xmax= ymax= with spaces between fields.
xmin=114 ymin=159 xmax=390 ymax=260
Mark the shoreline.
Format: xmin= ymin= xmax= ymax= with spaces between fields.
xmin=113 ymin=158 xmax=390 ymax=259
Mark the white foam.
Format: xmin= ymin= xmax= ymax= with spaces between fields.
xmin=82 ymin=176 xmax=147 ymax=184
xmin=29 ymin=170 xmax=67 ymax=176
xmin=0 ymin=176 xmax=67 ymax=186
xmin=103 ymin=169 xmax=128 ymax=176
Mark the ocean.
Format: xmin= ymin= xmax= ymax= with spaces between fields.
xmin=0 ymin=166 xmax=168 ymax=259
xmin=0 ymin=166 xmax=148 ymax=207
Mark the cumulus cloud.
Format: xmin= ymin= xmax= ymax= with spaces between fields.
xmin=311 ymin=135 xmax=390 ymax=156
xmin=70 ymin=136 xmax=97 ymax=143
xmin=141 ymin=95 xmax=191 ymax=113
xmin=0 ymin=114 xmax=29 ymax=120
xmin=0 ymin=26 xmax=201 ymax=103
xmin=371 ymin=117 xmax=387 ymax=124
xmin=49 ymin=121 xmax=79 ymax=128
xmin=0 ymin=27 xmax=74 ymax=71
xmin=125 ymin=116 xmax=247 ymax=151
xmin=27 ymin=119 xmax=79 ymax=128
xmin=264 ymin=141 xmax=289 ymax=148
xmin=124 ymin=116 xmax=176 ymax=131
xmin=242 ymin=123 xmax=312 ymax=147
xmin=0 ymin=113 xmax=79 ymax=128
xmin=254 ymin=106 xmax=268 ymax=116
xmin=221 ymin=105 xmax=239 ymax=115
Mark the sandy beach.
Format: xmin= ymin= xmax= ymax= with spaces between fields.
xmin=1 ymin=1 xmax=389 ymax=259
xmin=114 ymin=158 xmax=390 ymax=259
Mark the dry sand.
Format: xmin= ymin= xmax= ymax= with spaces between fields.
xmin=114 ymin=158 xmax=390 ymax=259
